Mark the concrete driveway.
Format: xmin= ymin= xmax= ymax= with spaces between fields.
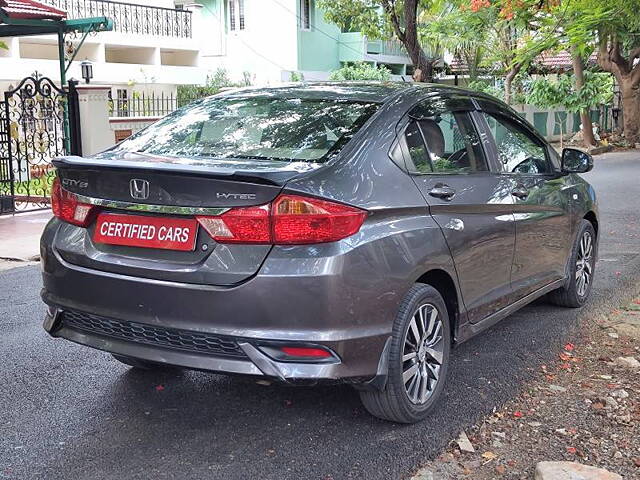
xmin=0 ymin=211 xmax=51 ymax=266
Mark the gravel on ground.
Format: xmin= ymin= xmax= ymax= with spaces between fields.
xmin=412 ymin=294 xmax=640 ymax=480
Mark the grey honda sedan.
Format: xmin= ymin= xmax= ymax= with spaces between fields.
xmin=41 ymin=83 xmax=597 ymax=423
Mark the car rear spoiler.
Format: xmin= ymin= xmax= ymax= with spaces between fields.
xmin=52 ymin=154 xmax=318 ymax=186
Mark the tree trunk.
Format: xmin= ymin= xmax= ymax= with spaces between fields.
xmin=620 ymin=79 xmax=640 ymax=144
xmin=407 ymin=48 xmax=434 ymax=82
xmin=383 ymin=0 xmax=434 ymax=82
xmin=403 ymin=0 xmax=433 ymax=82
xmin=463 ymin=48 xmax=480 ymax=82
xmin=504 ymin=67 xmax=519 ymax=105
xmin=597 ymin=39 xmax=640 ymax=143
xmin=571 ymin=49 xmax=597 ymax=147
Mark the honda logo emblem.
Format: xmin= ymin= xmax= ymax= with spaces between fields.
xmin=129 ymin=179 xmax=150 ymax=200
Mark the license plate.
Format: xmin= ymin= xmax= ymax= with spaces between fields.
xmin=93 ymin=213 xmax=198 ymax=251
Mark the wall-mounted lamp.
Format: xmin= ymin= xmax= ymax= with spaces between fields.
xmin=81 ymin=60 xmax=93 ymax=84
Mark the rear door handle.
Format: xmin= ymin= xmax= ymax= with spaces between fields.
xmin=428 ymin=184 xmax=456 ymax=200
xmin=511 ymin=185 xmax=529 ymax=200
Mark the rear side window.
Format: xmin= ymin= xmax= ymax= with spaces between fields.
xmin=481 ymin=112 xmax=552 ymax=174
xmin=405 ymin=122 xmax=431 ymax=170
xmin=404 ymin=111 xmax=488 ymax=174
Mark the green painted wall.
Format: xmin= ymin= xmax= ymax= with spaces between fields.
xmin=297 ymin=1 xmax=341 ymax=73
xmin=573 ymin=113 xmax=581 ymax=132
xmin=200 ymin=0 xmax=223 ymax=22
xmin=533 ymin=112 xmax=548 ymax=137
xmin=338 ymin=32 xmax=365 ymax=63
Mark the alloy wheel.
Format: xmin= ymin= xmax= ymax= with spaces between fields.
xmin=401 ymin=303 xmax=444 ymax=405
xmin=575 ymin=231 xmax=593 ymax=297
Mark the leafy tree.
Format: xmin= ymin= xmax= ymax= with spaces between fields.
xmin=318 ymin=0 xmax=440 ymax=82
xmin=328 ymin=62 xmax=392 ymax=81
xmin=421 ymin=0 xmax=492 ymax=81
xmin=525 ymin=72 xmax=614 ymax=146
xmin=466 ymin=0 xmax=557 ymax=104
xmin=526 ymin=72 xmax=614 ymax=111
xmin=569 ymin=49 xmax=598 ymax=146
xmin=209 ymin=67 xmax=235 ymax=88
xmin=467 ymin=78 xmax=504 ymax=99
xmin=564 ymin=0 xmax=640 ymax=143
xmin=532 ymin=1 xmax=604 ymax=146
xmin=520 ymin=0 xmax=640 ymax=144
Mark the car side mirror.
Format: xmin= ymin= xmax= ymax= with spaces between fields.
xmin=561 ymin=148 xmax=593 ymax=174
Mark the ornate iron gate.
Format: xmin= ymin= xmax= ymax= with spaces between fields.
xmin=0 ymin=97 xmax=12 ymax=214
xmin=0 ymin=76 xmax=67 ymax=214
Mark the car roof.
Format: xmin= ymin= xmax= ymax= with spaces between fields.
xmin=218 ymin=81 xmax=485 ymax=104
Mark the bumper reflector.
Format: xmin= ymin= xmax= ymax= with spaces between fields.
xmin=279 ymin=346 xmax=332 ymax=359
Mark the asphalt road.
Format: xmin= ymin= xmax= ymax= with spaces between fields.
xmin=2 ymin=152 xmax=640 ymax=480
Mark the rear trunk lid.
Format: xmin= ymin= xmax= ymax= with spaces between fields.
xmin=52 ymin=153 xmax=316 ymax=285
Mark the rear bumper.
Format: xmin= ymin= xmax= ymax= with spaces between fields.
xmin=44 ymin=306 xmax=370 ymax=384
xmin=41 ymin=237 xmax=396 ymax=385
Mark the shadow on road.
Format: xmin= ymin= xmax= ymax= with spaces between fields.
xmin=36 ymin=297 xmax=587 ymax=479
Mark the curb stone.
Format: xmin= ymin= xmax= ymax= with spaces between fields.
xmin=535 ymin=461 xmax=622 ymax=480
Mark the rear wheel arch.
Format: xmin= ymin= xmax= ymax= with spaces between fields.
xmin=415 ymin=269 xmax=460 ymax=342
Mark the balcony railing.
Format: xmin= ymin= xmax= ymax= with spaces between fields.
xmin=49 ymin=0 xmax=192 ymax=38
xmin=338 ymin=32 xmax=409 ymax=63
xmin=109 ymin=91 xmax=203 ymax=117
xmin=366 ymin=39 xmax=407 ymax=57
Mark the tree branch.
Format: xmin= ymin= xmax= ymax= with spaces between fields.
xmin=380 ymin=0 xmax=405 ymax=43
xmin=627 ymin=46 xmax=640 ymax=86
xmin=597 ymin=37 xmax=621 ymax=78
xmin=630 ymin=47 xmax=640 ymax=63
xmin=631 ymin=62 xmax=640 ymax=87
xmin=611 ymin=41 xmax=630 ymax=74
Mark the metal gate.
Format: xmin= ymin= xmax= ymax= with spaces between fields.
xmin=0 ymin=76 xmax=67 ymax=214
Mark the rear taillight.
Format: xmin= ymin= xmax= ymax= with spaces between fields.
xmin=272 ymin=194 xmax=367 ymax=244
xmin=51 ymin=177 xmax=95 ymax=227
xmin=197 ymin=205 xmax=270 ymax=244
xmin=197 ymin=194 xmax=366 ymax=245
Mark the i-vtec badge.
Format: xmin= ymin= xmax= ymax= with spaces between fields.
xmin=61 ymin=178 xmax=88 ymax=189
xmin=216 ymin=192 xmax=257 ymax=200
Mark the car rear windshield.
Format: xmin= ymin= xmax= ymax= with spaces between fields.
xmin=112 ymin=96 xmax=379 ymax=163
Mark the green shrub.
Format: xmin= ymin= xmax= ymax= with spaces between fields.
xmin=329 ymin=62 xmax=392 ymax=81
xmin=177 ymin=67 xmax=252 ymax=106
xmin=467 ymin=79 xmax=504 ymax=101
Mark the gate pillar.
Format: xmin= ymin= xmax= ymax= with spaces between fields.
xmin=75 ymin=85 xmax=113 ymax=156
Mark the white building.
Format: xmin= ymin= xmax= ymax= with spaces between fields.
xmin=1 ymin=0 xmax=211 ymax=102
xmin=0 ymin=0 xmax=413 ymax=103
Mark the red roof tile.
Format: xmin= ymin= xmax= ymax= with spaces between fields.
xmin=0 ymin=0 xmax=66 ymax=20
xmin=537 ymin=51 xmax=598 ymax=69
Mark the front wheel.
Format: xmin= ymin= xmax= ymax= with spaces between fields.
xmin=548 ymin=219 xmax=596 ymax=308
xmin=360 ymin=284 xmax=451 ymax=423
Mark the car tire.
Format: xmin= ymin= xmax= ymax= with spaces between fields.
xmin=359 ymin=284 xmax=451 ymax=423
xmin=548 ymin=219 xmax=596 ymax=308
xmin=112 ymin=354 xmax=172 ymax=370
